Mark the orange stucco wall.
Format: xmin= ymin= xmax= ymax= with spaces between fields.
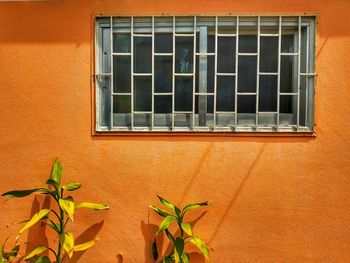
xmin=1 ymin=0 xmax=350 ymax=262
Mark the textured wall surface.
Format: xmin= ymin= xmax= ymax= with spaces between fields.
xmin=1 ymin=0 xmax=350 ymax=262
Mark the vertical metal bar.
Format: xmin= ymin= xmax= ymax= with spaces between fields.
xmin=297 ymin=16 xmax=301 ymax=130
xmin=198 ymin=24 xmax=208 ymax=127
xmin=277 ymin=16 xmax=282 ymax=130
xmin=213 ymin=16 xmax=218 ymax=130
xmin=131 ymin=17 xmax=134 ymax=130
xmin=234 ymin=16 xmax=239 ymax=128
xmin=255 ymin=16 xmax=260 ymax=130
xmin=151 ymin=16 xmax=155 ymax=130
xmin=305 ymin=25 xmax=310 ymax=125
xmin=172 ymin=16 xmax=175 ymax=129
xmin=110 ymin=17 xmax=114 ymax=129
xmin=192 ymin=17 xmax=197 ymax=129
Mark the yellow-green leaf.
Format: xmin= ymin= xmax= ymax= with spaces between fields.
xmin=19 ymin=209 xmax=51 ymax=234
xmin=149 ymin=205 xmax=172 ymax=217
xmin=75 ymin=202 xmax=109 ymax=211
xmin=190 ymin=236 xmax=209 ymax=260
xmin=157 ymin=195 xmax=175 ymax=211
xmin=33 ymin=255 xmax=51 ymax=263
xmin=62 ymin=182 xmax=82 ymax=191
xmin=51 ymin=158 xmax=63 ymax=185
xmin=24 ymin=246 xmax=47 ymax=260
xmin=181 ymin=253 xmax=189 ymax=263
xmin=1 ymin=188 xmax=49 ymax=199
xmin=73 ymin=238 xmax=98 ymax=252
xmin=183 ymin=201 xmax=208 ymax=214
xmin=7 ymin=244 xmax=20 ymax=259
xmin=59 ymin=196 xmax=75 ymax=220
xmin=174 ymin=238 xmax=184 ymax=263
xmin=181 ymin=222 xmax=192 ymax=236
xmin=156 ymin=215 xmax=176 ymax=235
xmin=59 ymin=232 xmax=74 ymax=258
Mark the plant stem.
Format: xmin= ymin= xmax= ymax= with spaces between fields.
xmin=56 ymin=190 xmax=65 ymax=263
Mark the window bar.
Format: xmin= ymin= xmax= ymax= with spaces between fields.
xmin=255 ymin=16 xmax=261 ymax=129
xmin=213 ymin=16 xmax=218 ymax=129
xmin=171 ymin=16 xmax=175 ymax=130
xmin=276 ymin=16 xmax=282 ymax=130
xmin=234 ymin=16 xmax=239 ymax=128
xmin=151 ymin=16 xmax=155 ymax=129
xmin=110 ymin=16 xmax=114 ymax=129
xmin=305 ymin=25 xmax=310 ymax=126
xmin=216 ymin=73 xmax=236 ymax=76
xmin=297 ymin=16 xmax=301 ymax=130
xmin=131 ymin=16 xmax=134 ymax=131
xmin=192 ymin=17 xmax=196 ymax=130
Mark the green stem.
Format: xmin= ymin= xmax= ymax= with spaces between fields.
xmin=56 ymin=189 xmax=65 ymax=263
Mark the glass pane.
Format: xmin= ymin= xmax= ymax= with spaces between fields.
xmin=239 ymin=17 xmax=257 ymax=53
xmin=134 ymin=113 xmax=151 ymax=127
xmin=259 ymin=76 xmax=277 ymax=112
xmin=260 ymin=37 xmax=278 ymax=72
xmin=238 ymin=56 xmax=257 ymax=92
xmin=113 ymin=17 xmax=131 ymax=33
xmin=216 ymin=113 xmax=235 ymax=126
xmin=154 ymin=114 xmax=171 ymax=127
xmin=175 ymin=77 xmax=192 ymax=111
xmin=260 ymin=16 xmax=279 ymax=34
xmin=174 ymin=113 xmax=192 ymax=127
xmin=113 ymin=113 xmax=131 ymax=127
xmin=113 ymin=56 xmax=131 ymax=93
xmin=217 ymin=76 xmax=235 ymax=111
xmin=133 ymin=17 xmax=152 ymax=33
xmin=195 ymin=95 xmax=214 ymax=127
xmin=237 ymin=95 xmax=256 ymax=113
xmin=175 ymin=17 xmax=194 ymax=34
xmin=98 ymin=76 xmax=111 ymax=127
xmin=281 ymin=17 xmax=298 ymax=53
xmin=196 ymin=32 xmax=215 ymax=53
xmin=217 ymin=37 xmax=236 ymax=73
xmin=218 ymin=16 xmax=236 ymax=34
xmin=299 ymin=75 xmax=314 ymax=127
xmin=113 ymin=34 xmax=131 ymax=53
xmin=134 ymin=37 xmax=152 ymax=73
xmin=155 ymin=95 xmax=172 ymax=114
xmin=195 ymin=55 xmax=214 ymax=93
xmin=101 ymin=27 xmax=111 ymax=73
xmin=279 ymin=95 xmax=297 ymax=125
xmin=134 ymin=77 xmax=152 ymax=111
xmin=155 ymin=56 xmax=172 ymax=93
xmin=175 ymin=37 xmax=194 ymax=73
xmin=155 ymin=33 xmax=173 ymax=53
xmin=280 ymin=56 xmax=298 ymax=93
xmin=258 ymin=113 xmax=277 ymax=126
xmin=113 ymin=95 xmax=131 ymax=113
xmin=154 ymin=17 xmax=172 ymax=33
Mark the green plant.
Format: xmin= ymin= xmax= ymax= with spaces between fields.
xmin=1 ymin=158 xmax=109 ymax=263
xmin=0 ymin=238 xmax=20 ymax=263
xmin=150 ymin=195 xmax=210 ymax=263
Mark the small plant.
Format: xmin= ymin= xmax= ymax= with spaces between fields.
xmin=1 ymin=158 xmax=109 ymax=263
xmin=0 ymin=238 xmax=20 ymax=263
xmin=150 ymin=195 xmax=210 ymax=263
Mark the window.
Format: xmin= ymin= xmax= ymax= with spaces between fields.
xmin=95 ymin=16 xmax=316 ymax=132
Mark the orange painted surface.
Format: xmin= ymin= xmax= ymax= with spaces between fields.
xmin=1 ymin=0 xmax=350 ymax=262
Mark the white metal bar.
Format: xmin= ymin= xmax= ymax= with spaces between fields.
xmin=216 ymin=72 xmax=236 ymax=76
xmin=297 ymin=16 xmax=301 ymax=130
xmin=280 ymin=52 xmax=299 ymax=56
xmin=174 ymin=33 xmax=195 ymax=37
xmin=154 ymin=53 xmax=173 ymax=56
xmin=110 ymin=17 xmax=114 ymax=129
xmin=237 ymin=52 xmax=258 ymax=56
xmin=234 ymin=16 xmax=239 ymax=127
xmin=95 ymin=73 xmax=112 ymax=76
xmin=131 ymin=17 xmax=134 ymax=130
xmin=217 ymin=33 xmax=237 ymax=37
xmin=151 ymin=16 xmax=155 ymax=129
xmin=260 ymin=33 xmax=279 ymax=37
xmin=195 ymin=92 xmax=215 ymax=95
xmin=174 ymin=73 xmax=194 ymax=76
xmin=113 ymin=93 xmax=132 ymax=95
xmin=237 ymin=92 xmax=257 ymax=95
xmin=174 ymin=111 xmax=193 ymax=113
xmin=132 ymin=73 xmax=152 ymax=76
xmin=195 ymin=52 xmax=215 ymax=56
xmin=256 ymin=16 xmax=260 ymax=129
xmin=277 ymin=16 xmax=281 ymax=129
xmin=134 ymin=111 xmax=153 ymax=113
xmin=192 ymin=17 xmax=197 ymax=129
xmin=112 ymin=52 xmax=132 ymax=56
xmin=280 ymin=92 xmax=298 ymax=95
xmin=259 ymin=72 xmax=278 ymax=75
xmin=214 ymin=17 xmax=218 ymax=128
xmin=299 ymin=73 xmax=316 ymax=76
xmin=172 ymin=16 xmax=175 ymax=129
xmin=132 ymin=33 xmax=152 ymax=37
xmin=154 ymin=92 xmax=173 ymax=95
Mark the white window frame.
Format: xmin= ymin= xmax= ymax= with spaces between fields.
xmin=94 ymin=15 xmax=316 ymax=133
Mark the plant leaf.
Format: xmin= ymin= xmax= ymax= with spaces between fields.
xmin=183 ymin=201 xmax=208 ymax=214
xmin=33 ymin=255 xmax=51 ymax=263
xmin=60 ymin=232 xmax=74 ymax=258
xmin=0 ymin=247 xmax=5 ymax=263
xmin=24 ymin=246 xmax=47 ymax=260
xmin=157 ymin=195 xmax=175 ymax=211
xmin=162 ymin=255 xmax=172 ymax=263
xmin=46 ymin=179 xmax=59 ymax=190
xmin=165 ymin=229 xmax=175 ymax=243
xmin=62 ymin=182 xmax=82 ymax=191
xmin=50 ymin=158 xmax=63 ymax=185
xmin=151 ymin=239 xmax=158 ymax=261
xmin=156 ymin=215 xmax=176 ymax=235
xmin=7 ymin=244 xmax=20 ymax=259
xmin=149 ymin=205 xmax=172 ymax=217
xmin=181 ymin=222 xmax=192 ymax=236
xmin=59 ymin=196 xmax=75 ymax=220
xmin=190 ymin=236 xmax=209 ymax=260
xmin=73 ymin=239 xmax=97 ymax=252
xmin=174 ymin=238 xmax=184 ymax=263
xmin=1 ymin=188 xmax=49 ymax=199
xmin=75 ymin=202 xmax=109 ymax=211
xmin=181 ymin=253 xmax=190 ymax=263
xmin=19 ymin=209 xmax=51 ymax=234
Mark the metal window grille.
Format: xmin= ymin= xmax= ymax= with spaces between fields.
xmin=95 ymin=16 xmax=316 ymax=132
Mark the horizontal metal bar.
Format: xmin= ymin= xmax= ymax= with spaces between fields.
xmin=259 ymin=72 xmax=278 ymax=75
xmin=134 ymin=111 xmax=153 ymax=114
xmin=194 ymin=92 xmax=215 ymax=95
xmin=154 ymin=92 xmax=173 ymax=95
xmin=260 ymin=33 xmax=279 ymax=37
xmin=216 ymin=111 xmax=235 ymax=114
xmin=257 ymin=111 xmax=278 ymax=114
xmin=195 ymin=52 xmax=216 ymax=56
xmin=237 ymin=52 xmax=258 ymax=56
xmin=237 ymin=92 xmax=257 ymax=95
xmin=174 ymin=33 xmax=194 ymax=36
xmin=280 ymin=52 xmax=299 ymax=56
xmin=216 ymin=72 xmax=236 ymax=76
xmin=154 ymin=53 xmax=173 ymax=56
xmin=112 ymin=52 xmax=132 ymax=56
xmin=112 ymin=93 xmax=132 ymax=95
xmin=132 ymin=33 xmax=152 ymax=37
xmin=217 ymin=33 xmax=237 ymax=37
xmin=174 ymin=111 xmax=192 ymax=113
xmin=174 ymin=73 xmax=194 ymax=76
xmin=132 ymin=73 xmax=152 ymax=76
xmin=95 ymin=73 xmax=112 ymax=76
xmin=299 ymin=72 xmax=316 ymax=76
xmin=280 ymin=92 xmax=298 ymax=95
